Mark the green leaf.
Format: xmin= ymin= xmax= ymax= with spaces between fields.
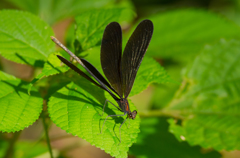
xmin=0 ymin=10 xmax=55 ymax=65
xmin=28 ymin=53 xmax=69 ymax=94
xmin=147 ymin=9 xmax=240 ymax=58
xmin=75 ymin=8 xmax=124 ymax=51
xmin=166 ymin=39 xmax=240 ymax=151
xmin=48 ymin=81 xmax=140 ymax=158
xmin=0 ymin=79 xmax=43 ymax=132
xmin=0 ymin=71 xmax=16 ymax=81
xmin=130 ymin=117 xmax=221 ymax=158
xmin=6 ymin=0 xmax=115 ymax=25
xmin=36 ymin=52 xmax=70 ymax=78
xmin=130 ymin=56 xmax=171 ymax=96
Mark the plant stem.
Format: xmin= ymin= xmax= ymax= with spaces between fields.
xmin=42 ymin=111 xmax=54 ymax=158
xmin=4 ymin=131 xmax=21 ymax=158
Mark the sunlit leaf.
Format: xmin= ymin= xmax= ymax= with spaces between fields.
xmin=28 ymin=53 xmax=69 ymax=94
xmin=75 ymin=8 xmax=124 ymax=51
xmin=0 ymin=71 xmax=17 ymax=81
xmin=0 ymin=10 xmax=55 ymax=65
xmin=48 ymin=81 xmax=140 ymax=158
xmin=0 ymin=78 xmax=43 ymax=132
xmin=130 ymin=56 xmax=171 ymax=96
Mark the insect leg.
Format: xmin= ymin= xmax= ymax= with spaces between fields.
xmin=99 ymin=113 xmax=127 ymax=136
xmin=119 ymin=116 xmax=128 ymax=145
xmin=100 ymin=99 xmax=122 ymax=116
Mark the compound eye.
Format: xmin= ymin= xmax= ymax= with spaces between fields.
xmin=131 ymin=110 xmax=137 ymax=120
xmin=128 ymin=113 xmax=132 ymax=119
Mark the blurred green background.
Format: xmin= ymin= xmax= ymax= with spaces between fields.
xmin=0 ymin=0 xmax=240 ymax=157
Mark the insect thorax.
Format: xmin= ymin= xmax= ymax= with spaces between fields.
xmin=118 ymin=98 xmax=130 ymax=113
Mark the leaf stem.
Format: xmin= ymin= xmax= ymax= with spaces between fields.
xmin=42 ymin=111 xmax=53 ymax=158
xmin=4 ymin=131 xmax=21 ymax=158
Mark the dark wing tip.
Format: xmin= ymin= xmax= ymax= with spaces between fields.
xmin=140 ymin=19 xmax=154 ymax=32
xmin=56 ymin=55 xmax=66 ymax=62
xmin=101 ymin=21 xmax=122 ymax=45
xmin=140 ymin=19 xmax=153 ymax=25
xmin=56 ymin=55 xmax=63 ymax=60
xmin=107 ymin=21 xmax=120 ymax=27
xmin=104 ymin=22 xmax=121 ymax=33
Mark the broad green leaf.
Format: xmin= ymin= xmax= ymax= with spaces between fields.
xmin=84 ymin=46 xmax=171 ymax=96
xmin=0 ymin=71 xmax=16 ymax=81
xmin=0 ymin=79 xmax=43 ymax=132
xmin=166 ymin=39 xmax=240 ymax=151
xmin=75 ymin=8 xmax=124 ymax=51
xmin=130 ymin=56 xmax=171 ymax=96
xmin=48 ymin=81 xmax=140 ymax=158
xmin=0 ymin=10 xmax=55 ymax=65
xmin=147 ymin=9 xmax=240 ymax=58
xmin=130 ymin=117 xmax=221 ymax=158
xmin=35 ymin=53 xmax=69 ymax=78
xmin=65 ymin=1 xmax=136 ymax=52
xmin=34 ymin=72 xmax=73 ymax=101
xmin=28 ymin=53 xmax=69 ymax=94
xmin=6 ymin=0 xmax=115 ymax=25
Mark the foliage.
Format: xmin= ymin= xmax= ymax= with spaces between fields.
xmin=167 ymin=39 xmax=240 ymax=151
xmin=0 ymin=0 xmax=240 ymax=158
xmin=130 ymin=117 xmax=221 ymax=158
xmin=75 ymin=8 xmax=124 ymax=51
xmin=147 ymin=9 xmax=240 ymax=59
xmin=48 ymin=81 xmax=140 ymax=158
xmin=0 ymin=72 xmax=43 ymax=132
xmin=0 ymin=10 xmax=55 ymax=65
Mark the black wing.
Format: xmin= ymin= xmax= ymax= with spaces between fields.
xmin=101 ymin=22 xmax=123 ymax=98
xmin=57 ymin=55 xmax=102 ymax=88
xmin=121 ymin=20 xmax=153 ymax=98
xmin=57 ymin=56 xmax=119 ymax=100
xmin=81 ymin=58 xmax=118 ymax=95
xmin=51 ymin=36 xmax=120 ymax=100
